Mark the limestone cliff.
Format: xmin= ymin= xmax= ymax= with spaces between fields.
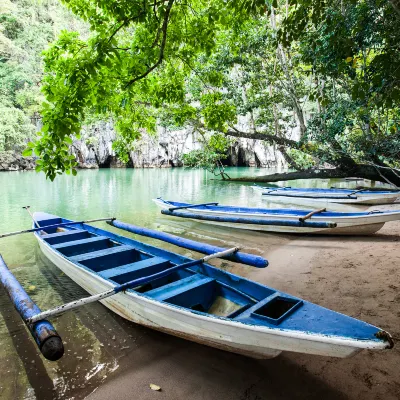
xmin=0 ymin=120 xmax=290 ymax=170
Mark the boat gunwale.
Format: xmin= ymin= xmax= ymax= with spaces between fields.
xmin=34 ymin=220 xmax=388 ymax=351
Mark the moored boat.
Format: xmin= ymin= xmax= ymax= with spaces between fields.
xmin=32 ymin=212 xmax=393 ymax=358
xmin=154 ymin=198 xmax=400 ymax=235
xmin=253 ymin=185 xmax=400 ymax=206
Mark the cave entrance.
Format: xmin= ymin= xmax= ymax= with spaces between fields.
xmin=99 ymin=155 xmax=112 ymax=168
xmin=237 ymin=147 xmax=247 ymax=166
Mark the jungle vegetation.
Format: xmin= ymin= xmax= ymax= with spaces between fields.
xmin=2 ymin=0 xmax=400 ymax=184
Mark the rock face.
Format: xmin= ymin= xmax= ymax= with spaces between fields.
xmin=0 ymin=151 xmax=36 ymax=171
xmin=228 ymin=138 xmax=284 ymax=168
xmin=71 ymin=121 xmax=123 ymax=168
xmin=130 ymin=126 xmax=202 ymax=168
xmin=0 ymin=119 xmax=290 ymax=170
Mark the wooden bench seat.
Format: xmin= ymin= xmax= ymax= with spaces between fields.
xmin=99 ymin=256 xmax=171 ymax=282
xmin=43 ymin=229 xmax=89 ymax=245
xmin=70 ymin=245 xmax=132 ymax=263
xmin=53 ymin=236 xmax=112 ymax=257
xmin=146 ymin=274 xmax=214 ymax=302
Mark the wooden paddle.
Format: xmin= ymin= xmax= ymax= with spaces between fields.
xmin=27 ymin=247 xmax=239 ymax=324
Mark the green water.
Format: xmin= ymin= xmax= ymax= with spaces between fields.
xmin=0 ymin=167 xmax=368 ymax=400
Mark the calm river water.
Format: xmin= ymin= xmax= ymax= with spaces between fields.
xmin=0 ymin=167 xmax=371 ymax=399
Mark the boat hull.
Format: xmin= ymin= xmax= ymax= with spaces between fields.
xmin=174 ymin=219 xmax=385 ymax=235
xmin=36 ymin=235 xmax=384 ymax=359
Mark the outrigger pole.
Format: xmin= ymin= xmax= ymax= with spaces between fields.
xmin=22 ymin=206 xmax=41 ymax=228
xmin=0 ymin=255 xmax=64 ymax=361
xmin=0 ymin=218 xmax=115 ymax=239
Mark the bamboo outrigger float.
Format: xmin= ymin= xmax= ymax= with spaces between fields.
xmin=0 ymin=256 xmax=64 ymax=361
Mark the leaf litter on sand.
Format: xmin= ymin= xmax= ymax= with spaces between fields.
xmin=149 ymin=383 xmax=161 ymax=391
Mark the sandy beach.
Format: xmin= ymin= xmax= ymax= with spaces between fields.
xmin=84 ymin=203 xmax=400 ymax=400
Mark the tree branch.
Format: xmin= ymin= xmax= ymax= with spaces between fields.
xmin=226 ymin=128 xmax=300 ymax=148
xmin=107 ymin=11 xmax=146 ymax=44
xmin=227 ymin=165 xmax=400 ymax=186
xmin=124 ymin=0 xmax=175 ymax=88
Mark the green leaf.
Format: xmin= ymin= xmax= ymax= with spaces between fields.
xmin=22 ymin=148 xmax=33 ymax=157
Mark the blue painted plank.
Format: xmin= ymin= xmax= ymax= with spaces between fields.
xmin=146 ymin=274 xmax=212 ymax=301
xmin=69 ymin=245 xmax=132 ymax=262
xmin=43 ymin=229 xmax=87 ymax=239
xmin=53 ymin=236 xmax=109 ymax=250
xmin=163 ymin=279 xmax=216 ymax=310
xmin=53 ymin=236 xmax=112 ymax=257
xmin=99 ymin=256 xmax=170 ymax=279
xmin=43 ymin=230 xmax=90 ymax=245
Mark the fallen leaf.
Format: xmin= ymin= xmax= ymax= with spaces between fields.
xmin=150 ymin=384 xmax=161 ymax=391
xmin=28 ymin=285 xmax=36 ymax=291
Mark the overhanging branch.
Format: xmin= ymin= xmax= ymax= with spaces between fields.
xmin=124 ymin=0 xmax=174 ymax=88
xmin=226 ymin=129 xmax=300 ymax=148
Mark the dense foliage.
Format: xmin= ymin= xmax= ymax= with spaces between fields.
xmin=3 ymin=0 xmax=399 ymax=182
xmin=0 ymin=0 xmax=87 ymax=156
xmin=182 ymin=133 xmax=232 ymax=179
xmin=22 ymin=0 xmax=250 ymax=179
xmin=282 ymin=0 xmax=400 ymax=169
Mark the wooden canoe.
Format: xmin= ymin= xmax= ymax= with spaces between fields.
xmin=33 ymin=212 xmax=392 ymax=358
xmin=253 ymin=185 xmax=400 ymax=206
xmin=154 ymin=198 xmax=400 ymax=235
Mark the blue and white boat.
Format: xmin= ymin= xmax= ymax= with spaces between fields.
xmin=253 ymin=185 xmax=400 ymax=206
xmin=33 ymin=212 xmax=393 ymax=358
xmin=154 ymin=198 xmax=400 ymax=235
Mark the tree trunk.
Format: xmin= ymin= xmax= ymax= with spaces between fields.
xmin=227 ymin=165 xmax=400 ymax=187
xmin=270 ymin=7 xmax=306 ymax=138
xmin=277 ymin=146 xmax=301 ymax=170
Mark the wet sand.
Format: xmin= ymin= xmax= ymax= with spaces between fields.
xmin=86 ymin=204 xmax=400 ymax=400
